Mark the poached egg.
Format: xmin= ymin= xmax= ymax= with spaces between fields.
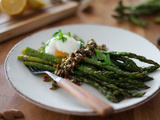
xmin=45 ymin=34 xmax=80 ymax=58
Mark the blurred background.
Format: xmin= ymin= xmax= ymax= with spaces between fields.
xmin=0 ymin=0 xmax=160 ymax=46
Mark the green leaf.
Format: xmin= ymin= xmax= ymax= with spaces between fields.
xmin=59 ymin=29 xmax=62 ymax=33
xmin=85 ymin=46 xmax=90 ymax=50
xmin=77 ymin=39 xmax=84 ymax=48
xmin=52 ymin=31 xmax=59 ymax=37
xmin=105 ymin=54 xmax=112 ymax=65
xmin=52 ymin=29 xmax=62 ymax=38
xmin=62 ymin=37 xmax=67 ymax=43
xmin=95 ymin=49 xmax=106 ymax=61
xmin=95 ymin=49 xmax=113 ymax=65
xmin=41 ymin=46 xmax=46 ymax=52
xmin=42 ymin=42 xmax=45 ymax=45
xmin=41 ymin=42 xmax=46 ymax=52
xmin=59 ymin=33 xmax=63 ymax=38
xmin=91 ymin=55 xmax=98 ymax=61
xmin=52 ymin=29 xmax=69 ymax=43
xmin=67 ymin=32 xmax=71 ymax=37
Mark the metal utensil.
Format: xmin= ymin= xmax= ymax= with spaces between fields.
xmin=26 ymin=66 xmax=113 ymax=116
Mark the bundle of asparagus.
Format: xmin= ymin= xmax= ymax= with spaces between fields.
xmin=17 ymin=39 xmax=160 ymax=103
xmin=113 ymin=0 xmax=160 ymax=27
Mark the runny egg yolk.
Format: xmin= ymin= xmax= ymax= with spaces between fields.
xmin=55 ymin=49 xmax=69 ymax=58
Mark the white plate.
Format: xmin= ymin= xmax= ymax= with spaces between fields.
xmin=4 ymin=24 xmax=160 ymax=115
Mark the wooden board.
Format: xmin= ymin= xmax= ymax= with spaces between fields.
xmin=0 ymin=1 xmax=79 ymax=42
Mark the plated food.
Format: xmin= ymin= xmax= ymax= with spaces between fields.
xmin=4 ymin=24 xmax=160 ymax=115
xmin=17 ymin=29 xmax=160 ymax=103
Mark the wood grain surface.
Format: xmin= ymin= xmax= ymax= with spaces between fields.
xmin=0 ymin=1 xmax=79 ymax=42
xmin=0 ymin=0 xmax=160 ymax=120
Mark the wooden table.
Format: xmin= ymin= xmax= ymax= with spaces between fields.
xmin=0 ymin=0 xmax=160 ymax=120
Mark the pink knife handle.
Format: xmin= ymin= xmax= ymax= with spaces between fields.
xmin=58 ymin=78 xmax=113 ymax=116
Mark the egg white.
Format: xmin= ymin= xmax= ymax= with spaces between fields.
xmin=45 ymin=35 xmax=80 ymax=56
